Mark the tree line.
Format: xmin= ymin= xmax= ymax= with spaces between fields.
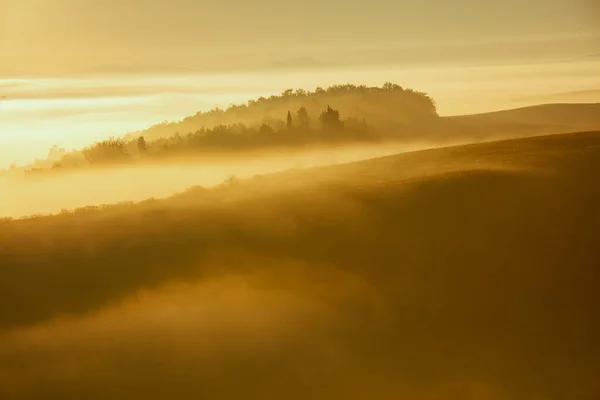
xmin=22 ymin=105 xmax=372 ymax=173
xmin=9 ymin=82 xmax=440 ymax=174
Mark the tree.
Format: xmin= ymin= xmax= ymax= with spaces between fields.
xmin=286 ymin=111 xmax=293 ymax=130
xmin=319 ymin=105 xmax=344 ymax=131
xmin=297 ymin=107 xmax=310 ymax=128
xmin=383 ymin=82 xmax=402 ymax=91
xmin=137 ymin=136 xmax=147 ymax=152
xmin=259 ymin=123 xmax=274 ymax=135
xmin=82 ymin=138 xmax=129 ymax=164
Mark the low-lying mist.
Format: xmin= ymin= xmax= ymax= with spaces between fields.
xmin=1 ymin=132 xmax=599 ymax=399
xmin=0 ymin=262 xmax=401 ymax=399
xmin=1 ymin=141 xmax=432 ymax=218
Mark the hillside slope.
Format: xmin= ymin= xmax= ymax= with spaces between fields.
xmin=1 ymin=131 xmax=599 ymax=399
xmin=446 ymin=103 xmax=600 ymax=126
xmin=517 ymin=89 xmax=600 ymax=105
xmin=442 ymin=103 xmax=600 ymax=141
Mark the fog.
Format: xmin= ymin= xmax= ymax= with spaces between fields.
xmin=0 ymin=263 xmax=399 ymax=399
xmin=0 ymin=141 xmax=431 ymax=218
xmin=1 ymin=131 xmax=599 ymax=399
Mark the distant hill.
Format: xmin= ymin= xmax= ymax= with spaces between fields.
xmin=441 ymin=103 xmax=600 ymax=142
xmin=126 ymin=83 xmax=438 ymax=142
xmin=128 ymin=85 xmax=599 ymax=146
xmin=14 ymin=94 xmax=600 ymax=174
xmin=446 ymin=103 xmax=600 ymax=126
xmin=514 ymin=90 xmax=600 ymax=105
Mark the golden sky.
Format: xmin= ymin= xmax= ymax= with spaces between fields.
xmin=1 ymin=0 xmax=599 ymax=75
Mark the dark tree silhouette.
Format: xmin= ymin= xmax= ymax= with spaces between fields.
xmin=297 ymin=106 xmax=310 ymax=128
xmin=286 ymin=111 xmax=293 ymax=130
xmin=319 ymin=105 xmax=344 ymax=131
xmin=259 ymin=123 xmax=275 ymax=135
xmin=82 ymin=138 xmax=129 ymax=164
xmin=137 ymin=136 xmax=147 ymax=152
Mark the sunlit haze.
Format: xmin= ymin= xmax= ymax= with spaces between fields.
xmin=1 ymin=2 xmax=600 ymax=399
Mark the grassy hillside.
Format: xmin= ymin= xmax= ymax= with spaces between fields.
xmin=447 ymin=103 xmax=600 ymax=126
xmin=1 ymin=131 xmax=599 ymax=399
xmin=442 ymin=103 xmax=600 ymax=141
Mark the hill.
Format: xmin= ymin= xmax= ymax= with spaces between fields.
xmin=126 ymin=83 xmax=438 ymax=142
xmin=5 ymin=83 xmax=440 ymax=174
xmin=9 ymin=84 xmax=600 ymax=175
xmin=514 ymin=90 xmax=600 ymax=105
xmin=128 ymin=87 xmax=599 ymax=147
xmin=1 ymin=131 xmax=599 ymax=399
xmin=446 ymin=103 xmax=600 ymax=126
xmin=124 ymin=99 xmax=600 ymax=159
xmin=442 ymin=103 xmax=600 ymax=141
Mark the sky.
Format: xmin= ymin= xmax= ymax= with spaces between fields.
xmin=1 ymin=0 xmax=599 ymax=75
xmin=0 ymin=0 xmax=599 ymax=168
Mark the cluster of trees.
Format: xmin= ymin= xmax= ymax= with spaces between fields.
xmin=128 ymin=82 xmax=438 ymax=142
xmin=11 ymin=83 xmax=440 ymax=175
xmin=22 ymin=105 xmax=372 ymax=173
